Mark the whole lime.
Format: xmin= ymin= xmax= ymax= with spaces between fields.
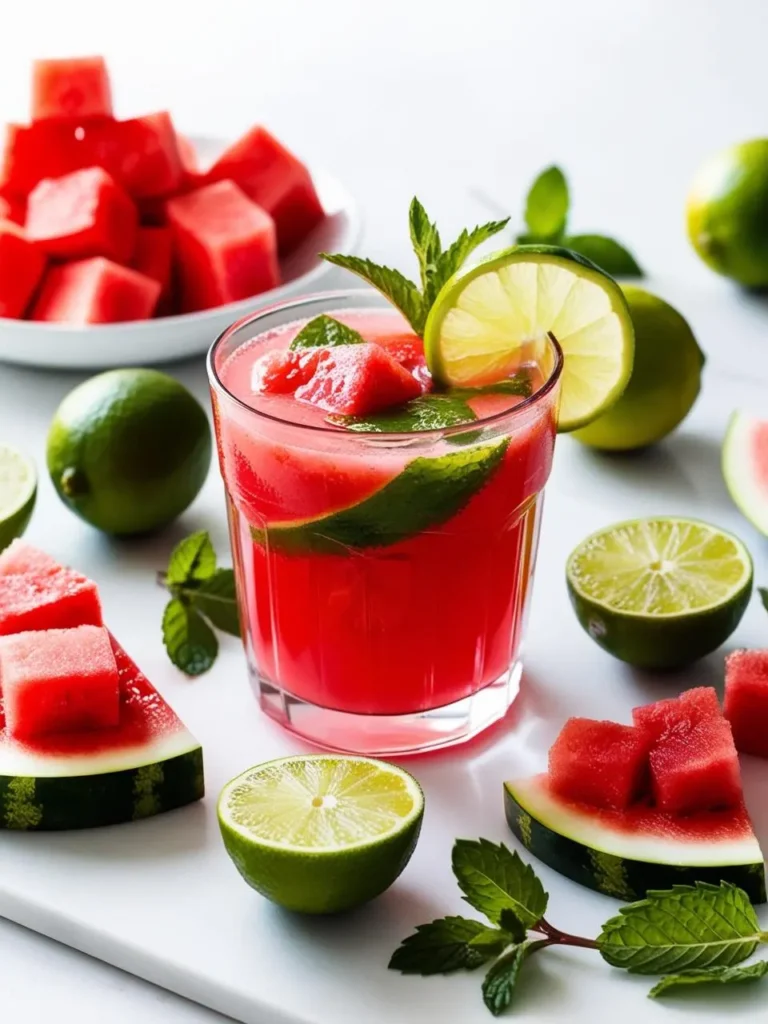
xmin=572 ymin=286 xmax=704 ymax=451
xmin=686 ymin=139 xmax=768 ymax=287
xmin=47 ymin=369 xmax=212 ymax=536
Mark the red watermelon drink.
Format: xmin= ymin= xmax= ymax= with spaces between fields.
xmin=209 ymin=290 xmax=562 ymax=755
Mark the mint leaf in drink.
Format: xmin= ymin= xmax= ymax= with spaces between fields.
xmin=452 ymin=838 xmax=548 ymax=928
xmin=452 ymin=374 xmax=534 ymax=400
xmin=648 ymin=961 xmax=768 ymax=999
xmin=165 ymin=530 xmax=216 ymax=586
xmin=388 ymin=917 xmax=502 ymax=975
xmin=409 ymin=197 xmax=442 ymax=296
xmin=320 ymin=253 xmax=426 ymax=334
xmin=330 ymin=394 xmax=477 ymax=433
xmin=564 ymin=234 xmax=643 ymax=277
xmin=598 ymin=882 xmax=766 ymax=975
xmin=191 ymin=569 xmax=240 ymax=637
xmin=482 ymin=943 xmax=530 ymax=1016
xmin=162 ymin=598 xmax=218 ymax=676
xmin=430 ymin=219 xmax=510 ymax=304
xmin=289 ymin=314 xmax=365 ymax=350
xmin=524 ymin=166 xmax=569 ymax=240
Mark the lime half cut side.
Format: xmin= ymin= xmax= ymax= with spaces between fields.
xmin=424 ymin=244 xmax=635 ymax=432
xmin=566 ymin=517 xmax=753 ymax=669
xmin=217 ymin=754 xmax=424 ymax=914
xmin=0 ymin=445 xmax=37 ymax=551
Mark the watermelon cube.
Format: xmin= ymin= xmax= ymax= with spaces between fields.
xmin=0 ymin=221 xmax=47 ymax=318
xmin=26 ymin=167 xmax=137 ymax=263
xmin=649 ymin=717 xmax=743 ymax=814
xmin=206 ymin=127 xmax=324 ymax=253
xmin=294 ymin=343 xmax=423 ymax=415
xmin=633 ymin=687 xmax=722 ymax=742
xmin=31 ymin=258 xmax=160 ymax=324
xmin=0 ymin=541 xmax=62 ymax=576
xmin=548 ymin=718 xmax=650 ymax=811
xmin=166 ymin=180 xmax=280 ymax=313
xmin=131 ymin=227 xmax=173 ymax=313
xmin=725 ymin=649 xmax=768 ymax=757
xmin=0 ymin=194 xmax=25 ymax=225
xmin=251 ymin=348 xmax=323 ymax=395
xmin=0 ymin=570 xmax=102 ymax=635
xmin=0 ymin=625 xmax=119 ymax=739
xmin=32 ymin=56 xmax=113 ymax=122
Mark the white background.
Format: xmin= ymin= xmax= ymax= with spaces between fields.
xmin=2 ymin=1 xmax=768 ymax=1020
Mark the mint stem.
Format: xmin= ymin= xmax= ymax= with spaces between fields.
xmin=535 ymin=919 xmax=599 ymax=950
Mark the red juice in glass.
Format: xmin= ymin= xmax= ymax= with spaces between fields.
xmin=208 ymin=290 xmax=562 ymax=755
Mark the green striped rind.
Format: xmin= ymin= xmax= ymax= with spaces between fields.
xmin=0 ymin=746 xmax=204 ymax=830
xmin=504 ymin=780 xmax=766 ymax=905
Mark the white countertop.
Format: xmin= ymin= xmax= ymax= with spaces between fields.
xmin=2 ymin=0 xmax=768 ymax=1019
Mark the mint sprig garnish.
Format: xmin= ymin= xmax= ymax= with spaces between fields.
xmin=290 ymin=314 xmax=365 ymax=350
xmin=159 ymin=531 xmax=240 ymax=676
xmin=390 ymin=839 xmax=768 ymax=1015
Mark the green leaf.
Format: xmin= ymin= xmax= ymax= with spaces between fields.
xmin=320 ymin=253 xmax=426 ymax=333
xmin=409 ymin=197 xmax=442 ymax=295
xmin=648 ymin=961 xmax=768 ymax=999
xmin=563 ymin=234 xmax=643 ymax=277
xmin=598 ymin=882 xmax=765 ymax=975
xmin=758 ymin=586 xmax=768 ymax=613
xmin=451 ymin=838 xmax=548 ymax=928
xmin=482 ymin=943 xmax=529 ymax=1016
xmin=166 ymin=531 xmax=216 ymax=586
xmin=253 ymin=439 xmax=508 ymax=554
xmin=162 ymin=598 xmax=218 ymax=676
xmin=430 ymin=219 xmax=509 ymax=305
xmin=329 ymin=395 xmax=477 ymax=433
xmin=289 ymin=314 xmax=366 ymax=350
xmin=468 ymin=925 xmax=516 ymax=957
xmin=191 ymin=569 xmax=240 ymax=637
xmin=498 ymin=908 xmax=528 ymax=944
xmin=524 ymin=166 xmax=569 ymax=239
xmin=452 ymin=375 xmax=533 ymax=400
xmin=388 ymin=917 xmax=499 ymax=975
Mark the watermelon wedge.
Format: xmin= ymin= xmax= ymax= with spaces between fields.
xmin=725 ymin=649 xmax=768 ymax=757
xmin=31 ymin=57 xmax=113 ymax=122
xmin=723 ymin=411 xmax=768 ymax=536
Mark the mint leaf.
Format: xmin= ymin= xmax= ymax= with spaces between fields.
xmin=524 ymin=166 xmax=569 ymax=239
xmin=758 ymin=586 xmax=768 ymax=613
xmin=452 ymin=838 xmax=548 ymax=928
xmin=329 ymin=395 xmax=477 ymax=433
xmin=563 ymin=234 xmax=643 ymax=277
xmin=389 ymin=917 xmax=499 ymax=975
xmin=468 ymin=926 xmax=516 ymax=957
xmin=320 ymin=253 xmax=426 ymax=333
xmin=452 ymin=375 xmax=533 ymax=400
xmin=409 ymin=197 xmax=442 ymax=296
xmin=598 ymin=882 xmax=765 ymax=975
xmin=162 ymin=598 xmax=218 ymax=676
xmin=166 ymin=531 xmax=216 ymax=586
xmin=430 ymin=219 xmax=509 ymax=305
xmin=289 ymin=314 xmax=365 ymax=350
xmin=482 ymin=943 xmax=529 ymax=1016
xmin=648 ymin=961 xmax=768 ymax=999
xmin=191 ymin=569 xmax=240 ymax=637
xmin=498 ymin=908 xmax=528 ymax=944
xmin=253 ymin=439 xmax=508 ymax=554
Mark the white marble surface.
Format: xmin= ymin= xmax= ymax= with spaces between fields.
xmin=2 ymin=1 xmax=768 ymax=1020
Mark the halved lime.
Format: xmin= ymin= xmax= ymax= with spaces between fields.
xmin=218 ymin=754 xmax=424 ymax=914
xmin=0 ymin=445 xmax=37 ymax=552
xmin=424 ymin=244 xmax=635 ymax=432
xmin=566 ymin=517 xmax=753 ymax=669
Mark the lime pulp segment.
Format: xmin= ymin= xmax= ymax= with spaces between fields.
xmin=0 ymin=445 xmax=37 ymax=549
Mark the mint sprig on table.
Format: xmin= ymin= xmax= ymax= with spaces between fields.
xmin=389 ymin=838 xmax=768 ymax=1016
xmin=516 ymin=165 xmax=643 ymax=277
xmin=159 ymin=531 xmax=240 ymax=676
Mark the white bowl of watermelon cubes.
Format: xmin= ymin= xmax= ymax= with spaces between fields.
xmin=0 ymin=57 xmax=360 ymax=370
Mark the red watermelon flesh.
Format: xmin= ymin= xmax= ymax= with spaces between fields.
xmin=548 ymin=717 xmax=651 ymax=811
xmin=166 ymin=179 xmax=280 ymax=312
xmin=0 ymin=541 xmax=61 ymax=576
xmin=251 ymin=348 xmax=322 ymax=395
xmin=649 ymin=716 xmax=742 ymax=814
xmin=0 ymin=570 xmax=102 ymax=635
xmin=31 ymin=257 xmax=160 ymax=324
xmin=294 ymin=343 xmax=423 ymax=416
xmin=32 ymin=56 xmax=113 ymax=122
xmin=377 ymin=333 xmax=432 ymax=392
xmin=131 ymin=227 xmax=173 ymax=313
xmin=0 ymin=221 xmax=47 ymax=318
xmin=0 ymin=194 xmax=25 ymax=225
xmin=205 ymin=126 xmax=324 ymax=254
xmin=0 ymin=625 xmax=119 ymax=740
xmin=633 ymin=687 xmax=722 ymax=742
xmin=26 ymin=166 xmax=137 ymax=263
xmin=725 ymin=649 xmax=768 ymax=757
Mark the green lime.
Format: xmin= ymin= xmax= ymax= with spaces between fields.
xmin=566 ymin=517 xmax=752 ymax=670
xmin=47 ymin=369 xmax=212 ymax=536
xmin=218 ymin=754 xmax=424 ymax=914
xmin=424 ymin=244 xmax=635 ymax=432
xmin=687 ymin=139 xmax=768 ymax=287
xmin=0 ymin=445 xmax=37 ymax=551
xmin=572 ymin=286 xmax=704 ymax=450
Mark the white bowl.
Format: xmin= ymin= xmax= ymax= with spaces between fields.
xmin=0 ymin=135 xmax=361 ymax=370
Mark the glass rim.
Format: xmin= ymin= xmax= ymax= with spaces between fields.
xmin=207 ymin=288 xmax=565 ymax=440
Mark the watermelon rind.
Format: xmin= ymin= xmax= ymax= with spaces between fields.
xmin=722 ymin=410 xmax=768 ymax=536
xmin=504 ymin=775 xmax=766 ymax=904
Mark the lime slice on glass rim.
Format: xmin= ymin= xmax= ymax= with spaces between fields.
xmin=424 ymin=244 xmax=635 ymax=432
xmin=218 ymin=754 xmax=424 ymax=914
xmin=566 ymin=516 xmax=753 ymax=670
xmin=0 ymin=445 xmax=37 ymax=551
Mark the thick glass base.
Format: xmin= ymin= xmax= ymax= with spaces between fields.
xmin=255 ymin=661 xmax=522 ymax=757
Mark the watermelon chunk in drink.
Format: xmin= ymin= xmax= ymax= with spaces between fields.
xmin=31 ymin=257 xmax=161 ymax=324
xmin=548 ymin=718 xmax=651 ymax=811
xmin=0 ymin=221 xmax=47 ymax=318
xmin=0 ymin=540 xmax=61 ymax=576
xmin=0 ymin=625 xmax=120 ymax=740
xmin=0 ymin=569 xmax=102 ymax=634
xmin=31 ymin=57 xmax=113 ymax=122
xmin=725 ymin=649 xmax=768 ymax=757
xmin=292 ymin=343 xmax=423 ymax=415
